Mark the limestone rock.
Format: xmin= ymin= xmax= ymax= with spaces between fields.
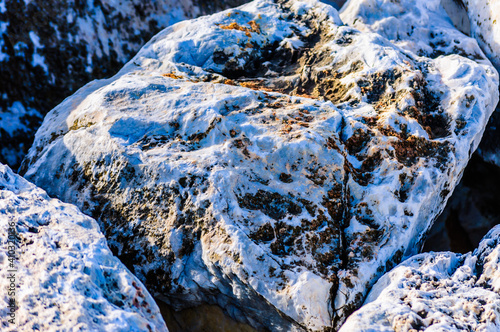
xmin=21 ymin=0 xmax=498 ymax=329
xmin=0 ymin=163 xmax=168 ymax=331
xmin=453 ymin=0 xmax=500 ymax=167
xmin=340 ymin=224 xmax=500 ymax=331
xmin=0 ymin=0 xmax=247 ymax=169
xmin=341 ymin=0 xmax=487 ymax=61
xmin=463 ymin=0 xmax=500 ymax=70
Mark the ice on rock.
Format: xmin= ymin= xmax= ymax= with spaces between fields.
xmin=0 ymin=163 xmax=168 ymax=332
xmin=340 ymin=225 xmax=500 ymax=331
xmin=462 ymin=0 xmax=500 ymax=71
xmin=0 ymin=0 xmax=247 ymax=170
xmin=21 ymin=0 xmax=498 ymax=329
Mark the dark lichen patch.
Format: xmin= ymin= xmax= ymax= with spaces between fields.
xmin=377 ymin=125 xmax=452 ymax=168
xmin=357 ymin=69 xmax=403 ymax=104
xmin=395 ymin=172 xmax=416 ymax=203
xmin=345 ymin=129 xmax=372 ymax=156
xmin=249 ymin=223 xmax=275 ymax=243
xmin=238 ymin=190 xmax=302 ymax=220
xmin=404 ymin=76 xmax=450 ymax=139
xmin=279 ymin=173 xmax=293 ymax=183
xmin=270 ymin=222 xmax=302 ymax=256
xmin=392 ymin=134 xmax=450 ymax=168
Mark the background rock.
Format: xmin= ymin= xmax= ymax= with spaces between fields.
xmin=340 ymin=224 xmax=500 ymax=331
xmin=461 ymin=0 xmax=500 ymax=167
xmin=422 ymin=0 xmax=500 ymax=254
xmin=0 ymin=0 xmax=248 ymax=170
xmin=21 ymin=0 xmax=499 ymax=329
xmin=424 ymin=154 xmax=500 ymax=253
xmin=463 ymin=0 xmax=500 ymax=70
xmin=0 ymin=163 xmax=168 ymax=332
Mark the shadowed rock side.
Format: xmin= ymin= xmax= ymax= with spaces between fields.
xmin=21 ymin=0 xmax=498 ymax=330
xmin=0 ymin=163 xmax=168 ymax=332
xmin=424 ymin=154 xmax=500 ymax=254
xmin=0 ymin=0 xmax=248 ymax=169
xmin=340 ymin=225 xmax=500 ymax=331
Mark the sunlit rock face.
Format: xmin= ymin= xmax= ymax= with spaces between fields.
xmin=0 ymin=163 xmax=168 ymax=332
xmin=0 ymin=0 xmax=247 ymax=170
xmin=21 ymin=0 xmax=498 ymax=330
xmin=447 ymin=0 xmax=500 ymax=168
xmin=462 ymin=0 xmax=500 ymax=71
xmin=341 ymin=224 xmax=500 ymax=331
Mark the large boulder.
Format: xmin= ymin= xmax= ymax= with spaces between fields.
xmin=340 ymin=224 xmax=500 ymax=331
xmin=0 ymin=163 xmax=167 ymax=331
xmin=0 ymin=0 xmax=247 ymax=169
xmin=340 ymin=0 xmax=485 ymax=60
xmin=21 ymin=0 xmax=498 ymax=329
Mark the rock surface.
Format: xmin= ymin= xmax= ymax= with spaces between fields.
xmin=21 ymin=0 xmax=498 ymax=330
xmin=340 ymin=224 xmax=500 ymax=331
xmin=0 ymin=0 xmax=247 ymax=170
xmin=0 ymin=163 xmax=168 ymax=331
xmin=463 ymin=0 xmax=500 ymax=70
xmin=459 ymin=0 xmax=500 ymax=167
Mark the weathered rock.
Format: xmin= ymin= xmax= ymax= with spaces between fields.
xmin=341 ymin=0 xmax=486 ymax=61
xmin=0 ymin=163 xmax=168 ymax=331
xmin=0 ymin=0 xmax=247 ymax=170
xmin=340 ymin=224 xmax=500 ymax=331
xmin=21 ymin=0 xmax=498 ymax=329
xmin=459 ymin=0 xmax=500 ymax=167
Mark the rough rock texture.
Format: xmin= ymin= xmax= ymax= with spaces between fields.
xmin=423 ymin=154 xmax=500 ymax=254
xmin=340 ymin=225 xmax=500 ymax=331
xmin=463 ymin=0 xmax=500 ymax=70
xmin=0 ymin=163 xmax=167 ymax=331
xmin=341 ymin=0 xmax=486 ymax=60
xmin=21 ymin=0 xmax=498 ymax=330
xmin=459 ymin=0 xmax=500 ymax=167
xmin=340 ymin=0 xmax=500 ymax=267
xmin=0 ymin=0 xmax=247 ymax=170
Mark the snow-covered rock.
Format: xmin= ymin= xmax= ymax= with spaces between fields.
xmin=21 ymin=0 xmax=498 ymax=329
xmin=0 ymin=0 xmax=247 ymax=170
xmin=447 ymin=0 xmax=500 ymax=168
xmin=341 ymin=224 xmax=500 ymax=331
xmin=424 ymin=154 xmax=500 ymax=254
xmin=0 ymin=163 xmax=168 ymax=331
xmin=340 ymin=0 xmax=486 ymax=61
xmin=463 ymin=0 xmax=500 ymax=70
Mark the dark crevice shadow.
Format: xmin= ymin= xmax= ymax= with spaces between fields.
xmin=423 ymin=153 xmax=500 ymax=253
